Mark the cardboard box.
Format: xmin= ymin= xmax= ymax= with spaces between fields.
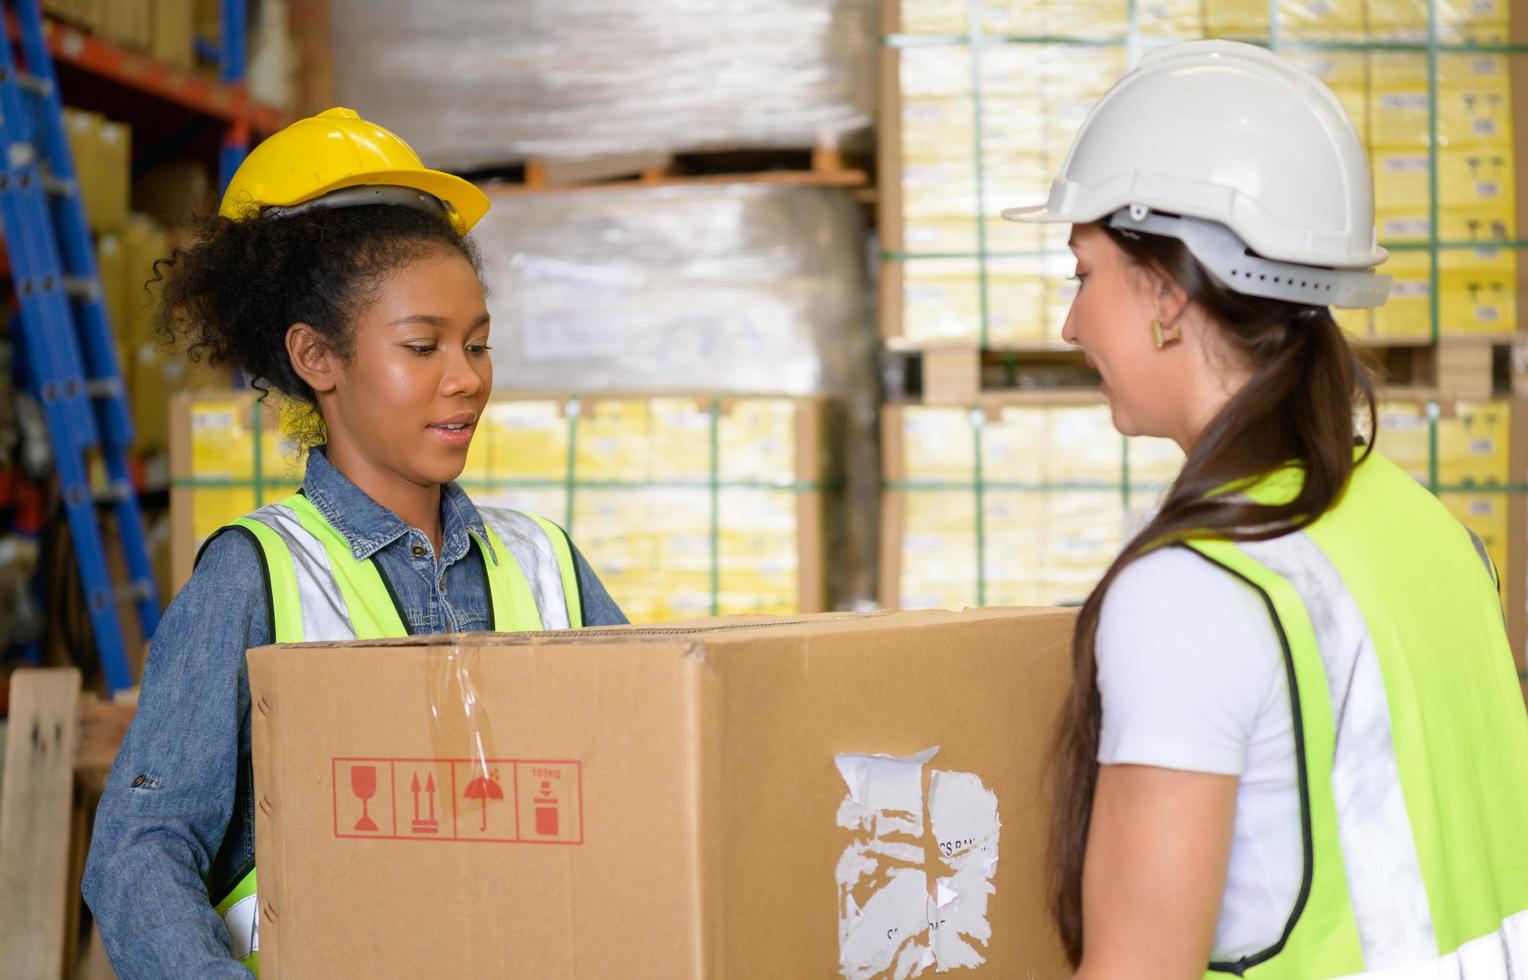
xmin=64 ymin=108 xmax=131 ymax=234
xmin=151 ymin=0 xmax=195 ymax=69
xmin=246 ymin=608 xmax=1076 ymax=979
xmin=453 ymin=393 xmax=838 ymax=622
xmin=880 ymin=401 xmax=1181 ymax=610
xmin=169 ymin=392 xmax=306 ymax=588
xmin=170 ymin=392 xmax=840 ymax=620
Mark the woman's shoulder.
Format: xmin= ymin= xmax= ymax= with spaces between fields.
xmin=1103 ymin=545 xmax=1263 ymax=614
xmin=1098 ymin=545 xmax=1283 ymax=678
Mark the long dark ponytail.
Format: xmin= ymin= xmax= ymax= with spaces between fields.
xmin=1049 ymin=223 xmax=1378 ymax=964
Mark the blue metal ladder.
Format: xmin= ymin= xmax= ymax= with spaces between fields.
xmin=0 ymin=0 xmax=160 ymax=693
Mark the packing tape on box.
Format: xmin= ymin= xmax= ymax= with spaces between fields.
xmin=427 ymin=642 xmax=498 ymax=787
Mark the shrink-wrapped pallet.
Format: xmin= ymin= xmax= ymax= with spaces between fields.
xmin=472 ymin=183 xmax=870 ymax=399
xmin=331 ymin=0 xmax=874 ymax=169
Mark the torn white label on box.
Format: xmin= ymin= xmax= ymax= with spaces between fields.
xmin=835 ymin=746 xmax=1002 ymax=980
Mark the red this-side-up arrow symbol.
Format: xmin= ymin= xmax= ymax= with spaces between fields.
xmin=411 ymin=772 xmax=439 ymax=834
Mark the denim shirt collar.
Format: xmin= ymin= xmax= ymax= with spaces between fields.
xmin=300 ymin=446 xmax=488 ymax=563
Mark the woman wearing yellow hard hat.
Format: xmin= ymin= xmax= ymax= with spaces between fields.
xmin=81 ymin=108 xmax=627 ymax=978
xmin=1004 ymin=41 xmax=1528 ymax=978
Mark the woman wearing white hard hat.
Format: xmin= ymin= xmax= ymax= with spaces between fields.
xmin=1006 ymin=40 xmax=1528 ymax=978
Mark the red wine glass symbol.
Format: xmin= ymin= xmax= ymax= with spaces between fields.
xmin=351 ymin=765 xmax=379 ymax=832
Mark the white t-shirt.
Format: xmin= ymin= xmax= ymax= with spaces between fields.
xmin=1095 ymin=545 xmax=1301 ymax=964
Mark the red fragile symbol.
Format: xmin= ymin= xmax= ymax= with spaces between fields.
xmin=463 ymin=769 xmax=503 ymax=832
xmin=350 ymin=765 xmax=379 ymax=832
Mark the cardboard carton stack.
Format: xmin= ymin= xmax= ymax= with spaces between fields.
xmin=888 ymin=43 xmax=1122 ymax=347
xmin=882 ymin=0 xmax=1518 ymax=348
xmin=43 ymin=0 xmax=196 ymax=68
xmin=66 ymin=107 xmax=198 ymax=458
xmin=246 ymin=607 xmax=1076 ymax=978
xmin=64 ymin=107 xmax=131 ymax=237
xmin=880 ymin=401 xmax=1183 ymax=609
xmin=170 ymin=392 xmax=841 ymax=623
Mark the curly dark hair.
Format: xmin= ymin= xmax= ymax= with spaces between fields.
xmin=155 ymin=203 xmax=485 ymax=440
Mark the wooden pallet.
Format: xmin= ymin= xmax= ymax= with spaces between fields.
xmin=1354 ymin=333 xmax=1528 ymax=401
xmin=884 ymin=333 xmax=1528 ymax=405
xmin=0 ymin=669 xmax=132 ymax=980
xmin=478 ymin=144 xmax=869 ymax=196
xmin=882 ymin=341 xmax=1101 ymax=405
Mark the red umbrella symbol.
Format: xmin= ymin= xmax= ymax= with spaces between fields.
xmin=463 ymin=769 xmax=503 ymax=832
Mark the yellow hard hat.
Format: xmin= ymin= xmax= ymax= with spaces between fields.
xmin=218 ymin=107 xmax=490 ymax=235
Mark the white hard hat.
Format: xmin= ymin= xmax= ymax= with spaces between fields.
xmin=1003 ymin=39 xmax=1391 ymax=308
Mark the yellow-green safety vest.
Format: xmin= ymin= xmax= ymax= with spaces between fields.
xmin=1180 ymin=452 xmax=1528 ymax=978
xmin=208 ymin=493 xmax=584 ymax=975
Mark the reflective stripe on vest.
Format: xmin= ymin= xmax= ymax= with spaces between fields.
xmin=230 ymin=495 xmax=582 ymax=641
xmin=213 ymin=495 xmax=584 ymax=973
xmin=1184 ymin=453 xmax=1528 ymax=978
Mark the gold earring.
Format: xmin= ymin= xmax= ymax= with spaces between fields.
xmin=1152 ymin=318 xmax=1181 ymax=350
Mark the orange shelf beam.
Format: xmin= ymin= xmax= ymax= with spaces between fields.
xmin=30 ymin=16 xmax=286 ymax=134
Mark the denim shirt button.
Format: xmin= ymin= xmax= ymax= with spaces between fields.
xmin=411 ymin=544 xmax=426 ymax=557
xmin=131 ymin=775 xmax=146 ymax=787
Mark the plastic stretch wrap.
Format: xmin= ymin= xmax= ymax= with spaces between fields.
xmin=472 ymin=183 xmax=870 ymax=399
xmin=331 ymin=0 xmax=875 ymax=169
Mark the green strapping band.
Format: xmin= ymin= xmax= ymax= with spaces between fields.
xmin=173 ymin=476 xmax=834 ymax=492
xmin=882 ymin=35 xmax=1528 ymax=55
xmin=884 ymin=240 xmax=1528 ymax=262
xmin=973 ymin=409 xmax=987 ymax=606
xmin=883 ymin=477 xmax=1528 ymax=494
xmin=965 ymin=0 xmax=991 ymax=349
xmin=251 ymin=398 xmax=265 ymax=508
xmin=1427 ymin=0 xmax=1442 ymax=345
xmin=563 ymin=397 xmax=580 ymax=535
xmin=1120 ymin=434 xmax=1132 ymax=516
xmin=1428 ymin=401 xmax=1441 ymax=493
xmin=709 ymin=398 xmax=722 ymax=617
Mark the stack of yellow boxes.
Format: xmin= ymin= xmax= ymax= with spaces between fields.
xmin=96 ymin=216 xmax=188 ymax=455
xmin=882 ymin=401 xmax=1182 ymax=609
xmin=67 ymin=105 xmax=186 ymax=458
xmin=64 ymin=107 xmax=131 ymax=236
xmin=1362 ymin=50 xmax=1516 ymax=339
xmin=894 ymin=42 xmax=1124 ymax=347
xmin=168 ymin=393 xmax=306 ymax=587
xmin=170 ymin=392 xmax=834 ymax=623
xmin=890 ymin=0 xmax=1516 ymax=347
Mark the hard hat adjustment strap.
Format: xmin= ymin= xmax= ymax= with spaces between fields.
xmin=260 ymin=185 xmax=457 ymax=225
xmin=1107 ymin=206 xmax=1391 ymax=309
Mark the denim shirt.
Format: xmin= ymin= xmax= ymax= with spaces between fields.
xmin=82 ymin=448 xmax=626 ymax=979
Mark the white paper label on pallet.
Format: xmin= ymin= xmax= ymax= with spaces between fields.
xmin=834 ymin=746 xmax=1002 ymax=980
